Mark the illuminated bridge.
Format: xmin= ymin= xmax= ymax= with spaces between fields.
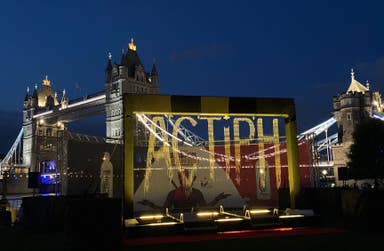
xmin=0 ymin=92 xmax=341 ymax=189
xmin=0 ymin=45 xmax=383 ymax=198
xmin=33 ymin=91 xmax=106 ymax=123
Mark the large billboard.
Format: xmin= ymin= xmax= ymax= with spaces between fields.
xmin=124 ymin=94 xmax=301 ymax=217
xmin=134 ymin=143 xmax=311 ymax=213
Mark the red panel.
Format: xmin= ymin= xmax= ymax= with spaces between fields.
xmin=212 ymin=139 xmax=312 ymax=206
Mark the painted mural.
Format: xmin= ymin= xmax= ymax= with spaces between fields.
xmin=133 ymin=114 xmax=311 ymax=213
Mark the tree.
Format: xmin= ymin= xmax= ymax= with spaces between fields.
xmin=347 ymin=118 xmax=384 ymax=184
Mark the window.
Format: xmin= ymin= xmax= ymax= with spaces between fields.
xmin=346 ymin=113 xmax=351 ymax=120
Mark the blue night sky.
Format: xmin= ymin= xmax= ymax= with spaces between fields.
xmin=1 ymin=0 xmax=384 ymax=153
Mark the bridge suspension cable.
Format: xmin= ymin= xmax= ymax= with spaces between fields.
xmin=0 ymin=127 xmax=24 ymax=173
xmin=372 ymin=111 xmax=384 ymax=121
xmin=298 ymin=116 xmax=337 ymax=141
xmin=164 ymin=115 xmax=206 ymax=146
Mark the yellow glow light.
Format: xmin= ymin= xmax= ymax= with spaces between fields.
xmin=234 ymin=117 xmax=255 ymax=185
xmin=128 ymin=38 xmax=137 ymax=51
xmin=200 ymin=116 xmax=221 ymax=181
xmin=146 ymin=222 xmax=178 ymax=226
xmin=273 ymin=119 xmax=282 ymax=188
xmin=215 ymin=217 xmax=244 ymax=222
xmin=274 ymin=227 xmax=293 ymax=231
xmin=224 ymin=126 xmax=231 ymax=178
xmin=171 ymin=116 xmax=197 ymax=179
xmin=279 ymin=214 xmax=304 ymax=219
xmin=143 ymin=115 xmax=171 ymax=193
xmin=125 ymin=218 xmax=139 ymax=226
xmin=42 ymin=75 xmax=51 ymax=86
xmin=196 ymin=211 xmax=219 ymax=217
xmin=139 ymin=214 xmax=164 ymax=220
xmin=257 ymin=118 xmax=266 ymax=190
xmin=249 ymin=209 xmax=271 ymax=214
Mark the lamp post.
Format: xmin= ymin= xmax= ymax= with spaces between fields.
xmin=1 ymin=165 xmax=9 ymax=205
xmin=321 ymin=169 xmax=328 ymax=187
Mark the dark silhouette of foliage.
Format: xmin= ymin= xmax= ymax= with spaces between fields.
xmin=347 ymin=118 xmax=384 ymax=182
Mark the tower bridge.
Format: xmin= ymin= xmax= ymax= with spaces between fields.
xmin=33 ymin=91 xmax=106 ymax=123
xmin=1 ymin=39 xmax=384 ymax=198
xmin=0 ymin=39 xmax=158 ymax=196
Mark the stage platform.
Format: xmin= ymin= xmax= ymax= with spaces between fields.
xmin=124 ymin=206 xmax=320 ymax=238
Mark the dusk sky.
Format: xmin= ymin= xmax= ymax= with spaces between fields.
xmin=1 ymin=0 xmax=384 ymax=153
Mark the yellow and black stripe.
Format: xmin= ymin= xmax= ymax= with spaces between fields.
xmin=124 ymin=94 xmax=296 ymax=118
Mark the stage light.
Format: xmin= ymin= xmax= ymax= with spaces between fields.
xmin=196 ymin=211 xmax=219 ymax=217
xmin=145 ymin=222 xmax=178 ymax=226
xmin=138 ymin=214 xmax=164 ymax=220
xmin=279 ymin=214 xmax=304 ymax=219
xmin=215 ymin=217 xmax=244 ymax=222
xmin=273 ymin=227 xmax=293 ymax=231
xmin=249 ymin=209 xmax=271 ymax=214
xmin=125 ymin=218 xmax=139 ymax=227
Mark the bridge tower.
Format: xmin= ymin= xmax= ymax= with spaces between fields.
xmin=332 ymin=69 xmax=383 ymax=184
xmin=23 ymin=85 xmax=38 ymax=170
xmin=105 ymin=39 xmax=159 ymax=144
xmin=23 ymin=76 xmax=68 ymax=172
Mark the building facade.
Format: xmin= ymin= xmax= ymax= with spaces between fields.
xmin=105 ymin=39 xmax=159 ymax=144
xmin=21 ymin=39 xmax=158 ymax=194
xmin=23 ymin=76 xmax=68 ymax=172
xmin=332 ymin=69 xmax=383 ymax=185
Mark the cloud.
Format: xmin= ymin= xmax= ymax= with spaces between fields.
xmin=170 ymin=44 xmax=229 ymax=62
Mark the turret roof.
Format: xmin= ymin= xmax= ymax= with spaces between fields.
xmin=37 ymin=76 xmax=59 ymax=107
xmin=32 ymin=84 xmax=38 ymax=99
xmin=347 ymin=69 xmax=369 ymax=93
xmin=105 ymin=52 xmax=113 ymax=72
xmin=120 ymin=38 xmax=144 ymax=78
xmin=151 ymin=63 xmax=158 ymax=76
xmin=24 ymin=87 xmax=30 ymax=102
